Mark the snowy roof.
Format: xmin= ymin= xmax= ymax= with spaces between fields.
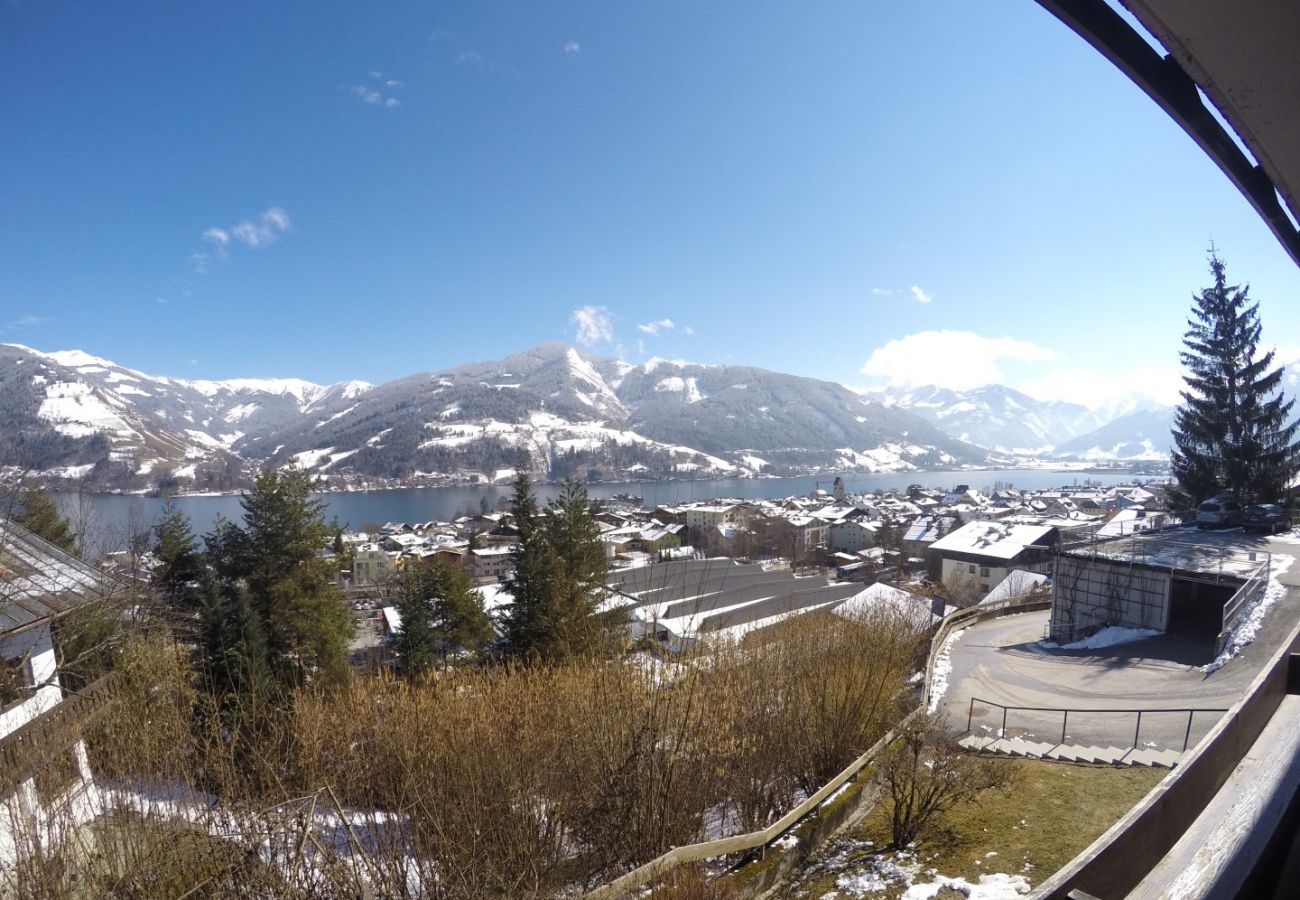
xmin=381 ymin=606 xmax=402 ymax=634
xmin=928 ymin=521 xmax=1057 ymax=562
xmin=903 ymin=516 xmax=956 ymax=544
xmin=981 ymin=570 xmax=1050 ymax=604
xmin=832 ymin=582 xmax=952 ymax=629
xmin=1 ymin=519 xmax=117 ymax=636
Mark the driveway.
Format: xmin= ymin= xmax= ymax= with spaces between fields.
xmin=937 ymin=531 xmax=1300 ymax=750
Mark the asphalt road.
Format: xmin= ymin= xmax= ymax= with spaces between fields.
xmin=937 ymin=530 xmax=1300 ymax=751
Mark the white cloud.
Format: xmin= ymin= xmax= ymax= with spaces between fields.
xmin=871 ymin=287 xmax=895 ymax=296
xmin=227 ymin=207 xmax=292 ymax=248
xmin=683 ymin=325 xmax=695 ymax=336
xmin=352 ymin=76 xmax=401 ymax=108
xmin=909 ymin=285 xmax=932 ymax=304
xmin=195 ymin=208 xmax=292 ymax=271
xmin=861 ymin=330 xmax=1062 ymax=391
xmin=202 ymin=227 xmax=230 ymax=248
xmin=571 ymin=306 xmax=614 ymax=347
xmin=1016 ymin=366 xmax=1185 ymax=409
xmin=564 ymin=40 xmax=581 ymax=54
xmin=637 ymin=318 xmax=675 ymax=336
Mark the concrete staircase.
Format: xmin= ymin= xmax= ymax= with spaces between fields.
xmin=958 ymin=733 xmax=1182 ymax=768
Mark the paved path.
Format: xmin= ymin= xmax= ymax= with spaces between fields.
xmin=937 ymin=532 xmax=1300 ymax=751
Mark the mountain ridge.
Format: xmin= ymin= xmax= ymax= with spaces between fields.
xmin=0 ymin=342 xmax=991 ymax=492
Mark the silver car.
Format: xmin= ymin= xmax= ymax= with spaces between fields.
xmin=1196 ymin=499 xmax=1244 ymax=528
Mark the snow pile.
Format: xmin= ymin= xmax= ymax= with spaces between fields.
xmin=927 ymin=627 xmax=966 ymax=714
xmin=1202 ymin=553 xmax=1294 ymax=674
xmin=834 ymin=851 xmax=920 ymax=894
xmin=900 ymin=872 xmax=1031 ymax=899
xmin=1041 ymin=626 xmax=1161 ymax=651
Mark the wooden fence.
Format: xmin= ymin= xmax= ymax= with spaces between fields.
xmin=0 ymin=673 xmax=118 ymax=797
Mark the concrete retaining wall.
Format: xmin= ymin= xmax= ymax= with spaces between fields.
xmin=1050 ymin=556 xmax=1171 ymax=642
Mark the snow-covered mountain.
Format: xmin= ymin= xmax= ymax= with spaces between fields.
xmin=0 ymin=343 xmax=370 ymax=491
xmin=1052 ymin=407 xmax=1177 ymax=461
xmin=877 ymin=384 xmax=1102 ymax=454
xmin=1 ymin=342 xmax=988 ymax=492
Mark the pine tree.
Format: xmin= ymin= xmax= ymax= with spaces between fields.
xmin=500 ymin=470 xmax=554 ymax=660
xmin=13 ymin=486 xmax=77 ymax=554
xmin=152 ymin=502 xmax=204 ymax=614
xmin=542 ymin=478 xmax=617 ymax=659
xmin=393 ymin=558 xmax=492 ymax=676
xmin=201 ymin=467 xmax=354 ymax=693
xmin=501 ymin=473 xmax=617 ymax=662
xmin=1172 ymin=252 xmax=1300 ymax=506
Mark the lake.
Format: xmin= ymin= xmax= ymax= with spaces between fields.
xmin=57 ymin=468 xmax=1165 ymax=551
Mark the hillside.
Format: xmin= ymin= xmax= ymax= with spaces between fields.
xmin=1 ymin=342 xmax=989 ymax=492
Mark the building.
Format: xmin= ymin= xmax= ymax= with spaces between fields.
xmin=467 ymin=546 xmax=514 ymax=582
xmin=351 ymin=543 xmax=397 ymax=585
xmin=927 ymin=520 xmax=1059 ymax=601
xmin=1 ymin=519 xmax=115 ymax=871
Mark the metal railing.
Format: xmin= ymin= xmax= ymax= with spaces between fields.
xmin=1221 ymin=557 xmax=1271 ymax=634
xmin=964 ymin=696 xmax=1229 ymax=753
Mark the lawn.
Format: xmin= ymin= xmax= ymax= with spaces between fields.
xmin=783 ymin=758 xmax=1167 ymax=899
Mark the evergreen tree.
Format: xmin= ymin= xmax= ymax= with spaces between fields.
xmin=500 ymin=470 xmax=554 ymax=659
xmin=542 ymin=477 xmax=617 ymax=659
xmin=201 ymin=467 xmax=354 ymax=693
xmin=1171 ymin=253 xmax=1300 ymax=506
xmin=13 ymin=486 xmax=77 ymax=554
xmin=393 ymin=558 xmax=493 ymax=676
xmin=152 ymin=502 xmax=205 ymax=614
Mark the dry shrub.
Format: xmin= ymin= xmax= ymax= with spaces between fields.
xmin=9 ymin=603 xmax=925 ymax=898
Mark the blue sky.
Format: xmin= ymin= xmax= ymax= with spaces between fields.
xmin=3 ymin=1 xmax=1298 ymax=411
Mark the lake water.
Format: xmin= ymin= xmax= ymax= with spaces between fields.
xmin=58 ymin=468 xmax=1164 ymax=549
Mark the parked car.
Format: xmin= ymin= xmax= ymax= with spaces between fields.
xmin=1244 ymin=503 xmax=1291 ymax=534
xmin=1196 ymin=498 xmax=1244 ymax=528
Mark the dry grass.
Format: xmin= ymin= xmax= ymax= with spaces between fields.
xmin=787 ymin=757 xmax=1167 ymax=899
xmin=6 ymin=605 xmax=928 ymax=899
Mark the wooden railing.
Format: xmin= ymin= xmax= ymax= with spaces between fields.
xmin=584 ymin=593 xmax=1053 ymax=899
xmin=581 ymin=707 xmax=921 ymax=900
xmin=0 ymin=673 xmax=119 ymax=797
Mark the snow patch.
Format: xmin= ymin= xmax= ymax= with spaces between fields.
xmin=927 ymin=627 xmax=965 ymax=713
xmin=1202 ymin=554 xmax=1295 ymax=674
xmin=1040 ymin=625 xmax=1161 ymax=651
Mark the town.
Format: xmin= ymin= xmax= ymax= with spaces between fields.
xmin=338 ymin=477 xmax=1172 ymax=653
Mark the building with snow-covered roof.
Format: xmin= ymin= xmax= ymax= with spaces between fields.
xmin=927 ymin=521 xmax=1059 ymax=600
xmin=1 ymin=519 xmax=116 ymax=872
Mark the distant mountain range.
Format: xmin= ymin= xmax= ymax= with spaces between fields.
xmin=875 ymin=383 xmax=1181 ymax=461
xmin=0 ymin=342 xmax=986 ymax=492
xmin=13 ymin=340 xmax=1278 ymax=493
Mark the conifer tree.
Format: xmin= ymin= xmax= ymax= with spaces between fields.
xmin=501 ymin=473 xmax=617 ymax=662
xmin=393 ymin=558 xmax=492 ymax=675
xmin=1171 ymin=252 xmax=1300 ymax=506
xmin=13 ymin=485 xmax=77 ymax=554
xmin=152 ymin=502 xmax=204 ymax=614
xmin=500 ymin=470 xmax=554 ymax=659
xmin=201 ymin=467 xmax=354 ymax=693
xmin=543 ymin=478 xmax=617 ymax=659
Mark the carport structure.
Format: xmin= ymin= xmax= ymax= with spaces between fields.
xmin=608 ymin=558 xmax=863 ymax=646
xmin=1048 ymin=532 xmax=1271 ymax=653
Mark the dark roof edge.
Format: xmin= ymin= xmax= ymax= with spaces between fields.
xmin=1033 ymin=0 xmax=1300 ymax=268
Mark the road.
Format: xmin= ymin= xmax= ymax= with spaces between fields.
xmin=936 ymin=531 xmax=1300 ymax=750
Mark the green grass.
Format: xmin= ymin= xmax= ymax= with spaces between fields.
xmin=785 ymin=758 xmax=1167 ymax=899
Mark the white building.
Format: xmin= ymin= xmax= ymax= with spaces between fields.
xmin=927 ymin=520 xmax=1059 ymax=600
xmin=1 ymin=519 xmax=115 ymax=874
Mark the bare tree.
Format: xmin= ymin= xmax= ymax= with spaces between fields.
xmin=880 ymin=715 xmax=1014 ymax=847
